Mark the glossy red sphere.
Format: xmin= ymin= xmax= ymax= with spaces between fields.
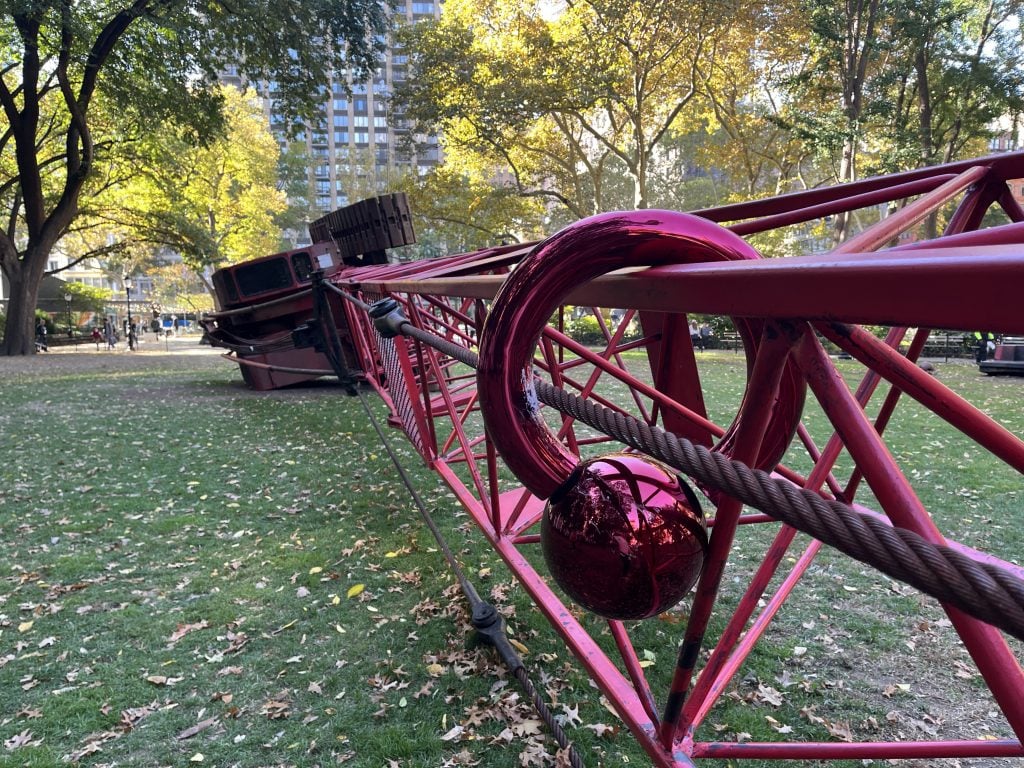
xmin=541 ymin=454 xmax=708 ymax=620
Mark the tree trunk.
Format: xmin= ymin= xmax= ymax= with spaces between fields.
xmin=833 ymin=135 xmax=857 ymax=243
xmin=916 ymin=46 xmax=939 ymax=240
xmin=1 ymin=258 xmax=45 ymax=355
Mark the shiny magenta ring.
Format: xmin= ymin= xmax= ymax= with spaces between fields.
xmin=476 ymin=210 xmax=806 ymax=500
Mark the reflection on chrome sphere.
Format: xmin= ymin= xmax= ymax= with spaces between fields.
xmin=541 ymin=454 xmax=708 ymax=620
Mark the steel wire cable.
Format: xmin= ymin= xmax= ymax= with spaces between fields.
xmin=211 ymin=328 xmax=298 ymax=352
xmin=336 ymin=293 xmax=1024 ymax=643
xmin=205 ymin=287 xmax=314 ymax=318
xmin=352 ymin=384 xmax=585 ymax=768
xmin=326 ymin=283 xmax=584 ymax=764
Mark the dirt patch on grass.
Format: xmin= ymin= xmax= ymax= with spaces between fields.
xmin=0 ymin=338 xmax=226 ymax=378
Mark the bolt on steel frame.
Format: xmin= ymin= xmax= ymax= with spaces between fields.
xmin=313 ymin=152 xmax=1024 ymax=766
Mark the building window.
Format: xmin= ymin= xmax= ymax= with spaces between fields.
xmin=355 ymin=131 xmax=369 ymax=145
xmin=332 ymin=98 xmax=348 ymax=111
xmin=334 ymin=130 xmax=349 ymax=144
xmin=353 ymin=115 xmax=368 ymax=127
xmin=374 ymin=116 xmax=388 ymax=128
xmin=354 ymin=99 xmax=367 ymax=112
xmin=333 ymin=114 xmax=349 ymax=127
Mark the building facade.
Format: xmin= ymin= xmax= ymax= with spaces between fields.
xmin=222 ymin=1 xmax=444 ymax=245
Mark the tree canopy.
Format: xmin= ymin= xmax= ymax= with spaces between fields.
xmin=398 ymin=0 xmax=744 ymax=217
xmin=1 ymin=0 xmax=385 ymax=354
xmin=400 ymin=0 xmax=1023 ymax=246
xmin=124 ymin=86 xmax=287 ymax=292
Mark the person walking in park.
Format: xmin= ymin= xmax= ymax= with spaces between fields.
xmin=35 ymin=317 xmax=48 ymax=351
xmin=975 ymin=331 xmax=996 ymax=363
xmin=104 ymin=320 xmax=117 ymax=351
xmin=700 ymin=323 xmax=713 ymax=350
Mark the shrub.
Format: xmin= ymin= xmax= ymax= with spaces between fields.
xmin=566 ymin=314 xmax=604 ymax=345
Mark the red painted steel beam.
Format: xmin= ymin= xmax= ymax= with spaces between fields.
xmin=354 ymin=244 xmax=1024 ymax=334
xmin=691 ymin=739 xmax=1023 ymax=760
xmin=833 ymin=165 xmax=988 ymax=254
xmin=692 ymin=150 xmax=1024 ymax=224
xmin=625 ymin=245 xmax=1023 ymax=333
xmin=728 ymin=174 xmax=957 ymax=237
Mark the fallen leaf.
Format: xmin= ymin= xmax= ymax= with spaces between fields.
xmin=757 ymin=683 xmax=784 ymax=706
xmin=168 ymin=620 xmax=210 ymax=646
xmin=145 ymin=675 xmax=183 ymax=687
xmin=511 ymin=718 xmax=543 ymax=736
xmin=440 ymin=725 xmax=464 ymax=742
xmin=347 ymin=584 xmax=365 ymax=598
xmin=3 ymin=729 xmax=39 ymax=750
xmin=584 ymin=723 xmax=618 ymax=738
xmin=825 ymin=720 xmax=854 ymax=742
xmin=176 ymin=717 xmax=219 ymax=740
xmin=559 ymin=703 xmax=581 ymax=727
xmin=259 ymin=698 xmax=291 ymax=719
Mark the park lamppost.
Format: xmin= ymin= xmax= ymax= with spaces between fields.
xmin=63 ymin=292 xmax=73 ymax=337
xmin=124 ymin=276 xmax=136 ymax=351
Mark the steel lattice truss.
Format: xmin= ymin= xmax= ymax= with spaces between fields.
xmin=221 ymin=152 xmax=1024 ymax=766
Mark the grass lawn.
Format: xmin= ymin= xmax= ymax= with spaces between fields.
xmin=0 ymin=342 xmax=1021 ymax=767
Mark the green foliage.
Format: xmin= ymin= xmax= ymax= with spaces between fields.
xmin=1 ymin=0 xmax=386 ymax=353
xmin=564 ymin=310 xmax=642 ymax=346
xmin=63 ymin=282 xmax=112 ymax=314
xmin=398 ymin=0 xmax=743 ymax=216
xmin=791 ymin=0 xmax=1024 ymax=188
xmin=124 ymin=87 xmax=287 ymax=278
xmin=565 ymin=314 xmax=605 ymax=345
xmin=406 ymin=166 xmax=547 ymax=250
xmin=274 ymin=142 xmax=319 ymax=240
xmin=397 ymin=0 xmax=1022 ymax=241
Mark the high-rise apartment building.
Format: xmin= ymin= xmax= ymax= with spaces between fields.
xmin=222 ymin=1 xmax=443 ymax=244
